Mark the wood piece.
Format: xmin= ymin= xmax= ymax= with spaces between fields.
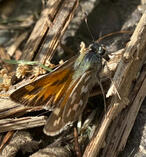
xmin=0 ymin=105 xmax=28 ymax=119
xmin=74 ymin=128 xmax=82 ymax=157
xmin=0 ymin=98 xmax=29 ymax=119
xmin=0 ymin=47 xmax=10 ymax=60
xmin=7 ymin=32 xmax=28 ymax=56
xmin=0 ymin=97 xmax=45 ymax=119
xmin=30 ymin=146 xmax=71 ymax=157
xmin=21 ymin=0 xmax=62 ymax=60
xmin=0 ymin=131 xmax=14 ymax=150
xmin=1 ymin=131 xmax=40 ymax=157
xmin=101 ymin=66 xmax=146 ymax=157
xmin=35 ymin=0 xmax=79 ymax=63
xmin=0 ymin=98 xmax=20 ymax=112
xmin=0 ymin=46 xmax=12 ymax=72
xmin=0 ymin=15 xmax=34 ymax=30
xmin=22 ymin=0 xmax=78 ymax=63
xmin=83 ymin=11 xmax=146 ymax=157
xmin=0 ymin=116 xmax=46 ymax=133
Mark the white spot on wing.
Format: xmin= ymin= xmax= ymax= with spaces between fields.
xmin=54 ymin=107 xmax=61 ymax=115
xmin=67 ymin=108 xmax=72 ymax=117
xmin=70 ymin=92 xmax=76 ymax=104
xmin=81 ymin=85 xmax=88 ymax=93
xmin=53 ymin=117 xmax=61 ymax=126
xmin=73 ymin=103 xmax=78 ymax=111
xmin=79 ymin=100 xmax=83 ymax=106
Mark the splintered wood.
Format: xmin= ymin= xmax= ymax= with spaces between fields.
xmin=22 ymin=0 xmax=78 ymax=64
xmin=83 ymin=11 xmax=146 ymax=157
xmin=0 ymin=116 xmax=46 ymax=133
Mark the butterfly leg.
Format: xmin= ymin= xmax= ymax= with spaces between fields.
xmin=96 ymin=77 xmax=107 ymax=113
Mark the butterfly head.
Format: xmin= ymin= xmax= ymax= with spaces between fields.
xmin=73 ymin=42 xmax=105 ymax=80
xmin=88 ymin=42 xmax=105 ymax=56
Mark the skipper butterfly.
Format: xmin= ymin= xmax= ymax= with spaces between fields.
xmin=10 ymin=42 xmax=105 ymax=136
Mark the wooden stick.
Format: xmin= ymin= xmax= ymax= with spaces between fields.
xmin=0 ymin=116 xmax=46 ymax=133
xmin=101 ymin=66 xmax=146 ymax=157
xmin=35 ymin=0 xmax=79 ymax=63
xmin=74 ymin=127 xmax=82 ymax=157
xmin=22 ymin=0 xmax=63 ymax=60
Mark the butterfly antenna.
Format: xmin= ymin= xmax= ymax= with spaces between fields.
xmin=79 ymin=4 xmax=95 ymax=42
xmin=85 ymin=18 xmax=95 ymax=42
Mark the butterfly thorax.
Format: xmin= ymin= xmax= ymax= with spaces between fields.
xmin=73 ymin=43 xmax=104 ymax=81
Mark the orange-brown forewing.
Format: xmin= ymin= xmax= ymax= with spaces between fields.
xmin=10 ymin=59 xmax=75 ymax=109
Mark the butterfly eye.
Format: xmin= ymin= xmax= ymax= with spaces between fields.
xmin=98 ymin=45 xmax=106 ymax=56
xmin=89 ymin=43 xmax=99 ymax=52
xmin=89 ymin=43 xmax=106 ymax=56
